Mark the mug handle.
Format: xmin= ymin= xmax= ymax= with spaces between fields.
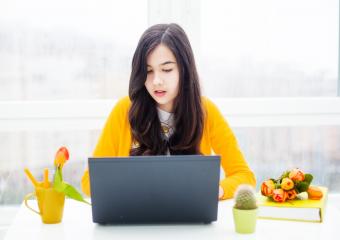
xmin=24 ymin=192 xmax=41 ymax=215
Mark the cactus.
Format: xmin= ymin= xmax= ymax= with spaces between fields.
xmin=234 ymin=184 xmax=258 ymax=210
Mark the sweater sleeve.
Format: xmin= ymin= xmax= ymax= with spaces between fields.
xmin=81 ymin=98 xmax=125 ymax=196
xmin=206 ymin=99 xmax=256 ymax=200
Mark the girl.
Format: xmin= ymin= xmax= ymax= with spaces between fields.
xmin=81 ymin=23 xmax=256 ymax=200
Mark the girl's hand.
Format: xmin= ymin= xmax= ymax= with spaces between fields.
xmin=218 ymin=186 xmax=224 ymax=200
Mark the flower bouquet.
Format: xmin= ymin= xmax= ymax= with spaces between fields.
xmin=260 ymin=168 xmax=323 ymax=202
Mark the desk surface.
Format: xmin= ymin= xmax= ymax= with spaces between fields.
xmin=5 ymin=195 xmax=340 ymax=240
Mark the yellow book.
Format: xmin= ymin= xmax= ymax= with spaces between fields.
xmin=257 ymin=186 xmax=328 ymax=223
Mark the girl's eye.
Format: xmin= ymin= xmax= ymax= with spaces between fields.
xmin=147 ymin=70 xmax=153 ymax=74
xmin=163 ymin=69 xmax=172 ymax=73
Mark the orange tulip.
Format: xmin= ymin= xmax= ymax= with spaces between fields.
xmin=54 ymin=147 xmax=69 ymax=168
xmin=272 ymin=189 xmax=287 ymax=202
xmin=289 ymin=168 xmax=305 ymax=181
xmin=261 ymin=180 xmax=275 ymax=197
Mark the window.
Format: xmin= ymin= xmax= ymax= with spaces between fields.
xmin=0 ymin=0 xmax=339 ymax=205
xmin=0 ymin=0 xmax=148 ymax=101
xmin=199 ymin=0 xmax=338 ymax=97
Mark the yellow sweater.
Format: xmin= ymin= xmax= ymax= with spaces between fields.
xmin=81 ymin=96 xmax=256 ymax=199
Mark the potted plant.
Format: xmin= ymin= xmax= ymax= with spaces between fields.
xmin=232 ymin=184 xmax=258 ymax=234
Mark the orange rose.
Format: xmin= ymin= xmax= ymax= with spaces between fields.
xmin=54 ymin=146 xmax=69 ymax=168
xmin=261 ymin=180 xmax=275 ymax=197
xmin=286 ymin=189 xmax=297 ymax=200
xmin=272 ymin=189 xmax=287 ymax=202
xmin=289 ymin=168 xmax=305 ymax=181
xmin=281 ymin=177 xmax=294 ymax=190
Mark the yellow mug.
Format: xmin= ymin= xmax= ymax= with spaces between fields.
xmin=24 ymin=185 xmax=65 ymax=224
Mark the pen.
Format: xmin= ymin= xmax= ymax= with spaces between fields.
xmin=43 ymin=168 xmax=49 ymax=188
xmin=24 ymin=168 xmax=39 ymax=188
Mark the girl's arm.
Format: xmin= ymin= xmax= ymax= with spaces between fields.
xmin=81 ymin=98 xmax=125 ymax=196
xmin=206 ymin=99 xmax=256 ymax=200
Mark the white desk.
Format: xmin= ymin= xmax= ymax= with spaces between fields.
xmin=4 ymin=195 xmax=340 ymax=240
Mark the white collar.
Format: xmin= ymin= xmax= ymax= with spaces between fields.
xmin=157 ymin=107 xmax=173 ymax=124
xmin=157 ymin=107 xmax=174 ymax=140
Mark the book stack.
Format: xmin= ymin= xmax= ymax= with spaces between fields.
xmin=257 ymin=186 xmax=328 ymax=223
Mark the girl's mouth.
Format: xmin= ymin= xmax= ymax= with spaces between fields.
xmin=154 ymin=90 xmax=166 ymax=97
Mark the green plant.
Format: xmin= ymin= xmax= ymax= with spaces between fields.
xmin=53 ymin=146 xmax=89 ymax=204
xmin=234 ymin=184 xmax=257 ymax=210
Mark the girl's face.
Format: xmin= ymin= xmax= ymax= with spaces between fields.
xmin=145 ymin=44 xmax=180 ymax=113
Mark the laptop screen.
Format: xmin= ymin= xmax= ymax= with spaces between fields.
xmin=88 ymin=155 xmax=221 ymax=224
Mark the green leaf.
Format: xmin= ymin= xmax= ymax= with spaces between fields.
xmin=304 ymin=174 xmax=313 ymax=184
xmin=296 ymin=181 xmax=310 ymax=193
xmin=53 ymin=167 xmax=66 ymax=192
xmin=280 ymin=171 xmax=290 ymax=179
xmin=269 ymin=178 xmax=276 ymax=183
xmin=53 ymin=167 xmax=90 ymax=205
xmin=62 ymin=182 xmax=90 ymax=205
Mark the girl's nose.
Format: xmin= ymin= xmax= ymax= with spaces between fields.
xmin=153 ymin=74 xmax=163 ymax=85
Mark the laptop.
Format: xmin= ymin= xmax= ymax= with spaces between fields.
xmin=88 ymin=155 xmax=221 ymax=224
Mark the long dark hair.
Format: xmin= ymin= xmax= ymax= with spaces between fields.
xmin=129 ymin=23 xmax=204 ymax=155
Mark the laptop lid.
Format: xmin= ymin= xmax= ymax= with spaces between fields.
xmin=88 ymin=155 xmax=221 ymax=224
